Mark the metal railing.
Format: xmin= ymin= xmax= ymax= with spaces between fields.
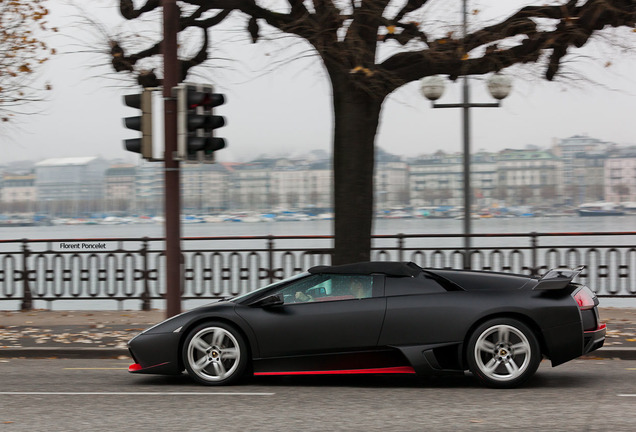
xmin=1 ymin=231 xmax=634 ymax=310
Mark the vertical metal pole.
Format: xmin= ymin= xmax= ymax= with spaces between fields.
xmin=530 ymin=232 xmax=538 ymax=276
xmin=397 ymin=233 xmax=405 ymax=262
xmin=462 ymin=0 xmax=472 ymax=270
xmin=163 ymin=0 xmax=181 ymax=317
xmin=462 ymin=76 xmax=471 ymax=269
xmin=140 ymin=237 xmax=151 ymax=311
xmin=20 ymin=239 xmax=32 ymax=311
xmin=267 ymin=235 xmax=274 ymax=284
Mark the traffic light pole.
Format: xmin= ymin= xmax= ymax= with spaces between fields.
xmin=163 ymin=0 xmax=181 ymax=318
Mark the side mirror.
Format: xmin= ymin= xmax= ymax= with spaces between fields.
xmin=249 ymin=293 xmax=284 ymax=308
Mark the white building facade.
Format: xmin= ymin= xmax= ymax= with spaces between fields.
xmin=0 ymin=173 xmax=37 ymax=213
xmin=552 ymin=134 xmax=614 ymax=189
xmin=604 ymin=147 xmax=636 ymax=203
xmin=34 ymin=157 xmax=109 ymax=215
xmin=408 ymin=152 xmax=497 ymax=208
xmin=375 ymin=160 xmax=409 ymax=210
xmin=495 ymin=149 xmax=563 ymax=206
xmin=181 ymin=163 xmax=231 ymax=212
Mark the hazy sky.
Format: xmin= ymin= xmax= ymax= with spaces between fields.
xmin=1 ymin=1 xmax=635 ymax=165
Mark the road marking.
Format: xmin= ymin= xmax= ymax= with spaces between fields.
xmin=0 ymin=392 xmax=275 ymax=396
xmin=617 ymin=394 xmax=636 ymax=397
xmin=626 ymin=368 xmax=636 ymax=371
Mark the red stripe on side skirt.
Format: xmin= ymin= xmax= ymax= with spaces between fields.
xmin=254 ymin=366 xmax=416 ymax=376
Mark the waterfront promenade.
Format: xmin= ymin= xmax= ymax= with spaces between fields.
xmin=1 ymin=307 xmax=635 ymax=360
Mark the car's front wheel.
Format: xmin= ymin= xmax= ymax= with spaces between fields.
xmin=467 ymin=318 xmax=541 ymax=388
xmin=182 ymin=322 xmax=248 ymax=385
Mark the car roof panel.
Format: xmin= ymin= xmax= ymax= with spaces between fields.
xmin=308 ymin=261 xmax=423 ymax=277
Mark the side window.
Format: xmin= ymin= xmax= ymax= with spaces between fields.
xmin=277 ymin=274 xmax=374 ymax=304
xmin=384 ymin=275 xmax=446 ymax=297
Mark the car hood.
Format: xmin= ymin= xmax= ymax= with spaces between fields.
xmin=134 ymin=300 xmax=236 ymax=336
xmin=426 ymin=269 xmax=537 ymax=291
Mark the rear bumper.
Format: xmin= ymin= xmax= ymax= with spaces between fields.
xmin=544 ymin=320 xmax=607 ymax=366
xmin=583 ymin=323 xmax=606 ymax=354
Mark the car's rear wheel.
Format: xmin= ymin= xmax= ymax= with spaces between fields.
xmin=467 ymin=318 xmax=541 ymax=388
xmin=182 ymin=322 xmax=248 ymax=385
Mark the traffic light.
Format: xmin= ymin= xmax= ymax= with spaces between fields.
xmin=123 ymin=89 xmax=153 ymax=159
xmin=176 ymin=83 xmax=226 ymax=163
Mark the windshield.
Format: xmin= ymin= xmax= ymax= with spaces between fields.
xmin=231 ymin=272 xmax=310 ymax=303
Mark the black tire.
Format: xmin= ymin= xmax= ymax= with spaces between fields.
xmin=466 ymin=318 xmax=541 ymax=389
xmin=182 ymin=322 xmax=248 ymax=386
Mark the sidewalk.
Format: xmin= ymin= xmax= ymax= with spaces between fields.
xmin=0 ymin=308 xmax=635 ymax=359
xmin=0 ymin=310 xmax=163 ymax=359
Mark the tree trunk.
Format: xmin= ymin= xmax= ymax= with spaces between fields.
xmin=329 ymin=72 xmax=385 ymax=265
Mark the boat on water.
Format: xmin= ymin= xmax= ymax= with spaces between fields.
xmin=100 ymin=216 xmax=131 ymax=225
xmin=621 ymin=202 xmax=636 ymax=215
xmin=577 ymin=202 xmax=625 ymax=217
xmin=0 ymin=218 xmax=36 ymax=227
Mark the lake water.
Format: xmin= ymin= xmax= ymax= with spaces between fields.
xmin=0 ymin=214 xmax=634 ymax=240
xmin=0 ymin=215 xmax=634 ymax=310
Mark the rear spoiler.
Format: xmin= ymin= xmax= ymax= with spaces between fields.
xmin=534 ymin=266 xmax=584 ymax=290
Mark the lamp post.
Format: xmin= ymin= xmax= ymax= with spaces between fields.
xmin=421 ymin=1 xmax=512 ymax=269
xmin=421 ymin=73 xmax=511 ymax=268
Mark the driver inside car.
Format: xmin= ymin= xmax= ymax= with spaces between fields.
xmin=294 ymin=291 xmax=313 ymax=302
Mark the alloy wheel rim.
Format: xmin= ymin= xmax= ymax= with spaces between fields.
xmin=187 ymin=327 xmax=240 ymax=382
xmin=474 ymin=324 xmax=531 ymax=382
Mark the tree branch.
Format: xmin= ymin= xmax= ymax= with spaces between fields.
xmin=110 ymin=40 xmax=162 ymax=74
xmin=119 ymin=0 xmax=161 ymax=20
xmin=345 ymin=0 xmax=391 ymax=66
xmin=379 ymin=0 xmax=635 ymax=90
xmin=181 ymin=7 xmax=232 ymax=29
xmin=110 ymin=0 xmax=635 ymax=94
xmin=393 ymin=0 xmax=430 ymax=23
xmin=179 ymin=28 xmax=209 ymax=81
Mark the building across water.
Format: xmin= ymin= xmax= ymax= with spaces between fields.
xmin=0 ymin=136 xmax=635 ymax=216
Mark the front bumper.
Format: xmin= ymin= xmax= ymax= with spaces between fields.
xmin=127 ymin=332 xmax=183 ymax=375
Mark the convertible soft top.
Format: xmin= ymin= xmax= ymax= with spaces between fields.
xmin=308 ymin=261 xmax=423 ymax=277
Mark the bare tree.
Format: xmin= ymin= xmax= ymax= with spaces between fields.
xmin=107 ymin=0 xmax=636 ymax=264
xmin=0 ymin=0 xmax=56 ymax=122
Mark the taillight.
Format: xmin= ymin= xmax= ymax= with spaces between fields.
xmin=573 ymin=287 xmax=596 ymax=310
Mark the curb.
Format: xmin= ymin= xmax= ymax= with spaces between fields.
xmin=0 ymin=347 xmax=130 ymax=359
xmin=0 ymin=347 xmax=635 ymax=360
xmin=582 ymin=347 xmax=636 ymax=361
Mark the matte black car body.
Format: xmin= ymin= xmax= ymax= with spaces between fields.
xmin=128 ymin=262 xmax=606 ymax=388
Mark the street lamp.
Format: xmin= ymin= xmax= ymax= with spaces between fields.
xmin=421 ymin=72 xmax=512 ymax=268
xmin=487 ymin=74 xmax=513 ymax=100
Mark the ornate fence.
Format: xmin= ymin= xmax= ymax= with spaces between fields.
xmin=0 ymin=231 xmax=634 ymax=310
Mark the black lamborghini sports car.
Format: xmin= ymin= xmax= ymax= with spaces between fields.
xmin=128 ymin=262 xmax=606 ymax=388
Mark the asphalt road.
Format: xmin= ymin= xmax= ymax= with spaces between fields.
xmin=0 ymin=358 xmax=635 ymax=431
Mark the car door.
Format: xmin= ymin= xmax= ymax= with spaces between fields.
xmin=236 ymin=273 xmax=386 ymax=358
xmin=378 ymin=274 xmax=471 ymax=345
